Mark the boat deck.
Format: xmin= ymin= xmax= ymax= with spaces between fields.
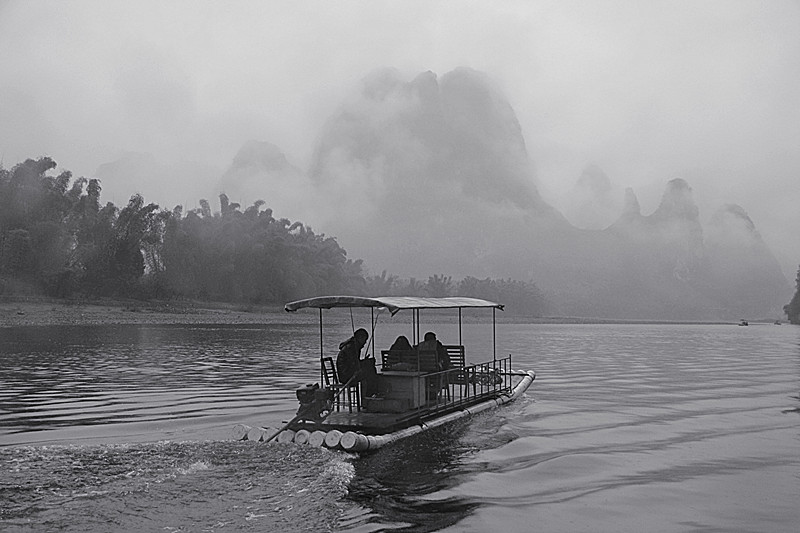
xmin=318 ymin=410 xmax=407 ymax=432
xmin=292 ymin=381 xmax=513 ymax=434
xmin=290 ymin=354 xmax=517 ymax=435
xmin=294 ymin=403 xmax=469 ymax=434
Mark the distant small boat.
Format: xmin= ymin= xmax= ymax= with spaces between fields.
xmin=774 ymin=320 xmax=781 ymax=325
xmin=738 ymin=319 xmax=749 ymax=326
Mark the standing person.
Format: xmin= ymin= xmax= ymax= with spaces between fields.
xmin=336 ymin=328 xmax=378 ymax=397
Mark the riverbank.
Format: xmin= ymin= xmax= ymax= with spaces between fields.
xmin=1 ymin=297 xmax=767 ymax=328
xmin=0 ymin=298 xmax=284 ymax=327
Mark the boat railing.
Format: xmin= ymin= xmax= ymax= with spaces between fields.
xmin=419 ymin=355 xmax=514 ymax=415
xmin=325 ymin=354 xmax=515 ymax=416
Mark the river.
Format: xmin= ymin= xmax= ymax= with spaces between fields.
xmin=1 ymin=311 xmax=798 ymax=532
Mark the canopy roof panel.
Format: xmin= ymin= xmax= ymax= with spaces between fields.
xmin=284 ymin=296 xmax=503 ymax=314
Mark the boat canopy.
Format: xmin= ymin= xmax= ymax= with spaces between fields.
xmin=284 ymin=296 xmax=503 ymax=315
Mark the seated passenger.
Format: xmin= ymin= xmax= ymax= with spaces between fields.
xmin=386 ymin=335 xmax=414 ymax=370
xmin=390 ymin=335 xmax=413 ymax=352
xmin=417 ymin=331 xmax=450 ymax=401
xmin=416 ymin=331 xmax=450 ymax=372
xmin=336 ymin=328 xmax=378 ymax=397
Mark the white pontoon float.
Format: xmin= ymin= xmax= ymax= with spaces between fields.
xmin=241 ymin=296 xmax=535 ymax=452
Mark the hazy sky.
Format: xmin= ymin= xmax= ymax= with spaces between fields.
xmin=1 ymin=0 xmax=798 ymax=277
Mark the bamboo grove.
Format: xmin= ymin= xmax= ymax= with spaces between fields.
xmin=0 ymin=157 xmax=364 ymax=302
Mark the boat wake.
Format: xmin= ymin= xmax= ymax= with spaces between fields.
xmin=0 ymin=440 xmax=354 ymax=532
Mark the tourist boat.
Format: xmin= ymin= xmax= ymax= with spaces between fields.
xmin=238 ymin=296 xmax=535 ymax=452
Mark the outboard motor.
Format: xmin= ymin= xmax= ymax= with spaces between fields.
xmin=295 ymin=383 xmax=334 ymax=422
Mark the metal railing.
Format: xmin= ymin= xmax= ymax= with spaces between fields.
xmin=420 ymin=355 xmax=513 ymax=414
xmin=327 ymin=355 xmax=515 ymax=416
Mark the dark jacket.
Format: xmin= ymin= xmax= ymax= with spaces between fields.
xmin=390 ymin=335 xmax=413 ymax=352
xmin=336 ymin=338 xmax=361 ymax=383
xmin=417 ymin=339 xmax=449 ymax=371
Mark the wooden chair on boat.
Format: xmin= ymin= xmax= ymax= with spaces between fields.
xmin=322 ymin=357 xmax=360 ymax=412
xmin=414 ymin=345 xmax=449 ymax=402
xmin=443 ymin=345 xmax=474 ymax=398
xmin=381 ymin=349 xmax=416 ymax=371
xmin=415 ymin=347 xmax=440 ymax=373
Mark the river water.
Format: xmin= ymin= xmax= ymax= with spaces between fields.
xmin=1 ymin=311 xmax=798 ymax=532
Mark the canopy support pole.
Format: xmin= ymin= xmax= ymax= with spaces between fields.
xmin=412 ymin=309 xmax=419 ymax=345
xmin=458 ymin=308 xmax=462 ymax=345
xmin=319 ymin=308 xmax=324 ymax=384
xmin=492 ymin=307 xmax=496 ymax=363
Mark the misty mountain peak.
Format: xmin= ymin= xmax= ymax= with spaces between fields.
xmin=704 ymin=203 xmax=788 ymax=314
xmin=576 ymin=164 xmax=612 ymax=195
xmin=709 ymin=203 xmax=756 ymax=232
xmin=311 ymin=67 xmax=543 ymax=210
xmin=229 ymin=140 xmax=290 ymax=173
xmin=360 ymin=68 xmax=406 ymax=101
xmin=622 ymin=187 xmax=641 ymax=217
xmin=608 ymin=187 xmax=642 ymax=231
xmin=96 ymin=151 xmax=159 ymax=175
xmin=217 ymin=140 xmax=311 ymax=220
xmin=653 ymin=178 xmax=699 ymax=221
xmin=357 ymin=68 xmax=441 ymax=107
xmin=411 ymin=70 xmax=439 ymax=101
xmin=706 ymin=203 xmax=763 ymax=248
xmin=439 ymin=67 xmax=524 ymax=150
xmin=560 ymin=164 xmax=619 ymax=229
xmin=94 ymin=152 xmax=219 ymax=209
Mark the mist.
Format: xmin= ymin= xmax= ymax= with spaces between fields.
xmin=1 ymin=0 xmax=799 ymax=279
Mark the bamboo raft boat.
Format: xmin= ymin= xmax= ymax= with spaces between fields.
xmin=236 ymin=296 xmax=535 ymax=452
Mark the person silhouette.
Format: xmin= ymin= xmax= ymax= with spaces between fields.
xmin=336 ymin=328 xmax=377 ymax=397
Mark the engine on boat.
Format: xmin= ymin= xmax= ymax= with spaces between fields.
xmin=295 ymin=383 xmax=334 ymax=422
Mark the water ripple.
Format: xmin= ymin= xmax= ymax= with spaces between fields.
xmin=2 ymin=321 xmax=799 ymax=532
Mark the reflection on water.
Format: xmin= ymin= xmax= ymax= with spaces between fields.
xmin=1 ymin=320 xmax=800 ymax=532
xmin=0 ymin=324 xmax=319 ymax=441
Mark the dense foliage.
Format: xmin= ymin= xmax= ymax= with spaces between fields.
xmin=784 ymin=265 xmax=800 ymax=324
xmin=0 ymin=157 xmax=365 ymax=302
xmin=159 ymin=198 xmax=366 ymax=303
xmin=1 ymin=157 xmax=551 ymax=314
xmin=364 ymin=272 xmax=552 ymax=316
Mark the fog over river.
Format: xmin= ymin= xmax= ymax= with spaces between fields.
xmin=2 ymin=2 xmax=799 ymax=308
